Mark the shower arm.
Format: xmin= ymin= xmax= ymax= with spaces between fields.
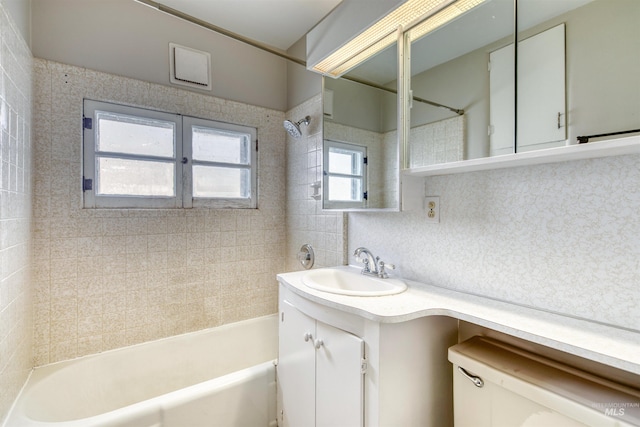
xmin=135 ymin=0 xmax=464 ymax=116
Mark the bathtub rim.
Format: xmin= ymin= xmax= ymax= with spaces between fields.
xmin=9 ymin=360 xmax=277 ymax=427
xmin=4 ymin=314 xmax=278 ymax=427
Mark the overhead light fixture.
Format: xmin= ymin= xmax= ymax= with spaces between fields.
xmin=310 ymin=0 xmax=486 ymax=78
xmin=407 ymin=0 xmax=486 ymax=42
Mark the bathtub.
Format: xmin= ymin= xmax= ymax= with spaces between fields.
xmin=5 ymin=315 xmax=278 ymax=427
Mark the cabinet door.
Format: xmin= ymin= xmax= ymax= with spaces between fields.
xmin=517 ymin=23 xmax=566 ymax=150
xmin=490 ymin=24 xmax=566 ymax=155
xmin=316 ymin=321 xmax=364 ymax=427
xmin=489 ymin=43 xmax=515 ymax=157
xmin=278 ymin=299 xmax=316 ymax=427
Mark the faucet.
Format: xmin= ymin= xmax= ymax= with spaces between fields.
xmin=353 ymin=247 xmax=395 ymax=278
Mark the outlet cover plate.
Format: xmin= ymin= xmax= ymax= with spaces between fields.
xmin=425 ymin=196 xmax=440 ymax=223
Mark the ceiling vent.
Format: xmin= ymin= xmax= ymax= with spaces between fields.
xmin=169 ymin=43 xmax=212 ymax=91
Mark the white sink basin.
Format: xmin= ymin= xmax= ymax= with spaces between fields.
xmin=302 ymin=268 xmax=407 ymax=296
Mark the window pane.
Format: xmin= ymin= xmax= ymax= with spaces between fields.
xmin=97 ymin=157 xmax=175 ymax=196
xmin=192 ymin=126 xmax=250 ymax=165
xmin=328 ymin=146 xmax=363 ymax=175
xmin=328 ymin=176 xmax=362 ymax=202
xmin=96 ymin=111 xmax=175 ymax=158
xmin=193 ymin=165 xmax=250 ymax=198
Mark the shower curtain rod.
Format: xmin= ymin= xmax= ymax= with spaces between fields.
xmin=134 ymin=0 xmax=464 ymax=116
xmin=343 ymin=75 xmax=464 ymax=115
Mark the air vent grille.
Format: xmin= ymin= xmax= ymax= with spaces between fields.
xmin=169 ymin=43 xmax=212 ymax=91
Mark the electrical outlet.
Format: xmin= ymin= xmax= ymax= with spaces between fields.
xmin=425 ymin=196 xmax=440 ymax=223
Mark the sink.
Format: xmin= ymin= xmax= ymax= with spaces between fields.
xmin=302 ymin=267 xmax=407 ymax=296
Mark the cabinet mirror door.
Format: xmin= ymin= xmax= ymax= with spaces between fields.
xmin=515 ymin=0 xmax=640 ymax=149
xmin=322 ymin=40 xmax=400 ymax=211
xmin=405 ymin=0 xmax=640 ymax=169
xmin=407 ymin=0 xmax=515 ymax=168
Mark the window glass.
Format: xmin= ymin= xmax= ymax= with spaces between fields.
xmin=328 ymin=146 xmax=363 ymax=175
xmin=192 ymin=165 xmax=250 ymax=198
xmin=328 ymin=176 xmax=363 ymax=202
xmin=97 ymin=158 xmax=175 ymax=197
xmin=96 ymin=111 xmax=175 ymax=158
xmin=192 ymin=126 xmax=250 ymax=165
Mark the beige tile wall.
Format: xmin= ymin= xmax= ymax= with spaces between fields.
xmin=32 ymin=59 xmax=286 ymax=366
xmin=285 ymin=95 xmax=347 ymax=271
xmin=0 ymin=2 xmax=33 ymax=421
xmin=409 ymin=115 xmax=465 ymax=167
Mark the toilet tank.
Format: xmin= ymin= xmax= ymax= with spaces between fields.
xmin=448 ymin=336 xmax=640 ymax=427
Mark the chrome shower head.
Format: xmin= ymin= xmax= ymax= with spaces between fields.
xmin=283 ymin=116 xmax=311 ymax=138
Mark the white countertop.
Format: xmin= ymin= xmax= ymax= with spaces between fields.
xmin=277 ymin=266 xmax=640 ymax=376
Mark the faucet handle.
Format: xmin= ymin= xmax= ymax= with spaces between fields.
xmin=377 ymin=261 xmax=395 ymax=278
xmin=360 ymin=258 xmax=372 ymax=273
xmin=381 ymin=262 xmax=395 ymax=270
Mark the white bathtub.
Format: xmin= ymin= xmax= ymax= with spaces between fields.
xmin=5 ymin=315 xmax=278 ymax=427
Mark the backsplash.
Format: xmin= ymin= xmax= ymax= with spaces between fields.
xmin=0 ymin=1 xmax=33 ymax=420
xmin=349 ymin=153 xmax=640 ymax=331
xmin=32 ymin=59 xmax=286 ymax=365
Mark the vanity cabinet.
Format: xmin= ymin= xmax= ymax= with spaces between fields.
xmin=277 ymin=283 xmax=459 ymax=427
xmin=278 ymin=298 xmax=364 ymax=427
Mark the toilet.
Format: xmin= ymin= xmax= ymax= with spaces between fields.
xmin=448 ymin=336 xmax=640 ymax=427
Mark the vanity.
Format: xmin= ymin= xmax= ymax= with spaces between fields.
xmin=276 ymin=266 xmax=458 ymax=427
xmin=276 ymin=266 xmax=640 ymax=427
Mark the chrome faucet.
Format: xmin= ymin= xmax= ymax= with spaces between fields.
xmin=353 ymin=247 xmax=395 ymax=278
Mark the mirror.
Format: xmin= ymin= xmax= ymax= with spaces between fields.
xmin=322 ymin=41 xmax=399 ymax=210
xmin=405 ymin=0 xmax=639 ymax=169
xmin=406 ymin=0 xmax=515 ymax=167
xmin=516 ymin=0 xmax=639 ymax=147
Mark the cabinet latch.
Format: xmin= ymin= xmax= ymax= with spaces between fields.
xmin=361 ymin=358 xmax=368 ymax=374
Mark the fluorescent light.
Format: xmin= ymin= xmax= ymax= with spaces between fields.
xmin=312 ymin=0 xmax=486 ymax=78
xmin=408 ymin=0 xmax=487 ymax=42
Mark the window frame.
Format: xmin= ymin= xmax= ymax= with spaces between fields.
xmin=82 ymin=99 xmax=257 ymax=209
xmin=182 ymin=116 xmax=257 ymax=209
xmin=322 ymin=139 xmax=367 ymax=209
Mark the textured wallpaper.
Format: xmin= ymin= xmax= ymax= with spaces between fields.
xmin=349 ymin=154 xmax=640 ymax=331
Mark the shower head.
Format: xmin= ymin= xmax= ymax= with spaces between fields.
xmin=283 ymin=116 xmax=311 ymax=138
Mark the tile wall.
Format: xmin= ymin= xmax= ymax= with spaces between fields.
xmin=32 ymin=59 xmax=286 ymax=366
xmin=285 ymin=95 xmax=347 ymax=271
xmin=409 ymin=115 xmax=465 ymax=167
xmin=0 ymin=2 xmax=33 ymax=420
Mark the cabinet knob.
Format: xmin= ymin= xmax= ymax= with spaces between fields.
xmin=314 ymin=339 xmax=324 ymax=349
xmin=304 ymin=332 xmax=313 ymax=342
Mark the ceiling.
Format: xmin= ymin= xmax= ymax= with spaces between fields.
xmin=158 ymin=0 xmax=343 ymax=51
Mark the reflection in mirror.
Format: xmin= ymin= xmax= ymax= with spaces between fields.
xmin=516 ymin=0 xmax=640 ymax=149
xmin=407 ymin=0 xmax=515 ymax=167
xmin=406 ymin=0 xmax=639 ymax=170
xmin=322 ymin=41 xmax=399 ymax=210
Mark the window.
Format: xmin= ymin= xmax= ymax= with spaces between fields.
xmin=323 ymin=140 xmax=367 ymax=209
xmin=83 ymin=100 xmax=257 ymax=209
